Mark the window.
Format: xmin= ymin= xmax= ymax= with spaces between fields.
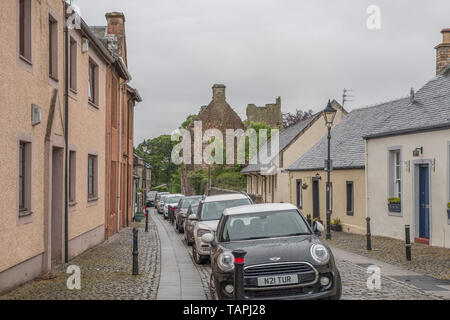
xmin=88 ymin=59 xmax=98 ymax=105
xmin=69 ymin=151 xmax=76 ymax=203
xmin=48 ymin=15 xmax=58 ymax=79
xmin=19 ymin=0 xmax=32 ymax=62
xmin=296 ymin=179 xmax=302 ymax=209
xmin=88 ymin=154 xmax=98 ymax=200
xmin=346 ymin=181 xmax=354 ymax=215
xmin=389 ymin=149 xmax=402 ymax=199
xmin=69 ymin=38 xmax=77 ymax=91
xmin=18 ymin=141 xmax=31 ymax=214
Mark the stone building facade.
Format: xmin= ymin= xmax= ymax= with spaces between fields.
xmin=181 ymin=84 xmax=245 ymax=195
xmin=246 ymin=97 xmax=282 ymax=128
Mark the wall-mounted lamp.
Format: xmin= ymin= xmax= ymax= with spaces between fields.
xmin=413 ymin=147 xmax=423 ymax=157
xmin=315 ymin=173 xmax=322 ymax=180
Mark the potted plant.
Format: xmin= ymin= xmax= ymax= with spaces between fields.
xmin=302 ymin=182 xmax=308 ymax=190
xmin=388 ymin=197 xmax=401 ymax=213
xmin=330 ymin=218 xmax=342 ymax=232
xmin=447 ymin=203 xmax=450 ymax=220
xmin=306 ymin=214 xmax=312 ymax=227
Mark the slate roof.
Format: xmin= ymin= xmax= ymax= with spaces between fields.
xmin=241 ymin=114 xmax=319 ymax=173
xmin=287 ymin=71 xmax=450 ymax=171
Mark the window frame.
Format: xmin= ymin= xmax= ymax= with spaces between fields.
xmin=388 ymin=147 xmax=402 ymax=200
xmin=88 ymin=58 xmax=99 ymax=106
xmin=69 ymin=150 xmax=77 ymax=204
xmin=296 ymin=179 xmax=302 ymax=209
xmin=18 ymin=139 xmax=32 ymax=216
xmin=346 ymin=181 xmax=354 ymax=216
xmin=69 ymin=37 xmax=77 ymax=92
xmin=18 ymin=0 xmax=32 ymax=63
xmin=87 ymin=154 xmax=98 ymax=201
xmin=48 ymin=14 xmax=58 ymax=80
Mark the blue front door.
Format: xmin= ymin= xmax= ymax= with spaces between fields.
xmin=418 ymin=165 xmax=430 ymax=239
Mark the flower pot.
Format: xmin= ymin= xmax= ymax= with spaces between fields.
xmin=330 ymin=224 xmax=342 ymax=232
xmin=388 ymin=203 xmax=401 ymax=213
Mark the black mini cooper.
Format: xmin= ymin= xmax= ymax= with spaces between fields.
xmin=202 ymin=203 xmax=342 ymax=300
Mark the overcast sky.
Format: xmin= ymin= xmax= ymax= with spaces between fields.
xmin=73 ymin=0 xmax=450 ymax=144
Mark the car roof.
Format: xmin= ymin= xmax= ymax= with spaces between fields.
xmin=203 ymin=193 xmax=249 ymax=203
xmin=223 ymin=203 xmax=298 ymax=216
xmin=183 ymin=195 xmax=202 ymax=199
xmin=166 ymin=194 xmax=184 ymax=198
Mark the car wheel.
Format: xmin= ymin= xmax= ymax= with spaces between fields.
xmin=193 ymin=245 xmax=207 ymax=265
xmin=186 ymin=234 xmax=193 ymax=246
xmin=328 ymin=271 xmax=342 ymax=300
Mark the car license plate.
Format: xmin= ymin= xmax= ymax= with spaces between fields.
xmin=257 ymin=274 xmax=299 ymax=287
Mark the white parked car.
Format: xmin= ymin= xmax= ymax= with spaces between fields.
xmin=191 ymin=193 xmax=253 ymax=264
xmin=163 ymin=194 xmax=184 ymax=220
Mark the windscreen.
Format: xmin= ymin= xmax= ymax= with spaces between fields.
xmin=200 ymin=198 xmax=251 ymax=221
xmin=221 ymin=209 xmax=310 ymax=242
xmin=167 ymin=196 xmax=183 ymax=204
xmin=181 ymin=197 xmax=201 ymax=208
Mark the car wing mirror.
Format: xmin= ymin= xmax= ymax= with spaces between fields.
xmin=188 ymin=214 xmax=198 ymax=221
xmin=313 ymin=221 xmax=325 ymax=235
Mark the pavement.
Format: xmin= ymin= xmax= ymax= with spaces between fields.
xmin=153 ymin=210 xmax=206 ymax=300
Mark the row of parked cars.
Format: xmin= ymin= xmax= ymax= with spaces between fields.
xmin=146 ymin=191 xmax=341 ymax=300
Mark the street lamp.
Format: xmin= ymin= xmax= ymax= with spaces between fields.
xmin=323 ymin=100 xmax=337 ymax=240
xmin=142 ymin=139 xmax=148 ymax=153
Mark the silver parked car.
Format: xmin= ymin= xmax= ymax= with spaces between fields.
xmin=191 ymin=193 xmax=252 ymax=264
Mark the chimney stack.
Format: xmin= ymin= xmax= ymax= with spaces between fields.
xmin=435 ymin=28 xmax=450 ymax=75
xmin=212 ymin=84 xmax=226 ymax=102
xmin=105 ymin=12 xmax=125 ymax=36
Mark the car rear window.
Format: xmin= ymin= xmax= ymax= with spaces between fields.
xmin=167 ymin=196 xmax=183 ymax=203
xmin=200 ymin=198 xmax=251 ymax=221
xmin=221 ymin=209 xmax=311 ymax=242
xmin=181 ymin=197 xmax=201 ymax=208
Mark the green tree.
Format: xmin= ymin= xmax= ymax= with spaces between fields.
xmin=137 ymin=135 xmax=179 ymax=189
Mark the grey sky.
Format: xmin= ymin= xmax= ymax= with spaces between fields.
xmin=73 ymin=0 xmax=450 ymax=144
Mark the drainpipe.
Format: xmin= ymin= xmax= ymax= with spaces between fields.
xmin=117 ymin=79 xmax=130 ymax=233
xmin=64 ymin=22 xmax=69 ymax=264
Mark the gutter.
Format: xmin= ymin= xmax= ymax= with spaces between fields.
xmin=285 ymin=165 xmax=365 ymax=172
xmin=363 ymin=122 xmax=450 ymax=140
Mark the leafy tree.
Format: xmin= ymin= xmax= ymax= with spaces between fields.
xmin=137 ymin=135 xmax=179 ymax=189
xmin=282 ymin=109 xmax=314 ymax=128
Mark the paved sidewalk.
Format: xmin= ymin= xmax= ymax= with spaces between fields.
xmin=152 ymin=209 xmax=206 ymax=300
xmin=331 ymin=246 xmax=449 ymax=300
xmin=0 ymin=220 xmax=160 ymax=300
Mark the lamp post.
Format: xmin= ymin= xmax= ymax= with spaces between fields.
xmin=323 ymin=100 xmax=337 ymax=240
xmin=142 ymin=139 xmax=148 ymax=153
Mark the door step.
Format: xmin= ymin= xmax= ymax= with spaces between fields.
xmin=414 ymin=237 xmax=429 ymax=245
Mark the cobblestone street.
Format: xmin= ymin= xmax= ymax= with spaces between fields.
xmin=0 ymin=219 xmax=160 ymax=300
xmin=0 ymin=208 xmax=445 ymax=300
